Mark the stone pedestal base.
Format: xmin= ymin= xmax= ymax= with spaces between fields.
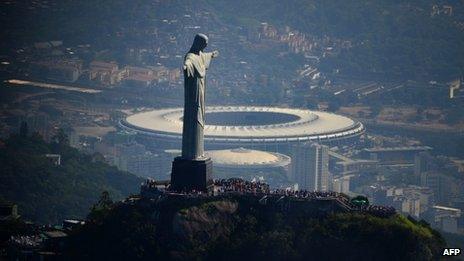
xmin=170 ymin=157 xmax=213 ymax=192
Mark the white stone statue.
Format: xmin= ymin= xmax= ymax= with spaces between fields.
xmin=181 ymin=34 xmax=219 ymax=160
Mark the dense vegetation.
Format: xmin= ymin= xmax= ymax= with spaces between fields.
xmin=64 ymin=195 xmax=446 ymax=260
xmin=0 ymin=130 xmax=143 ymax=224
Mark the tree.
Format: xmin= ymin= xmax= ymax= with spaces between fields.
xmin=87 ymin=191 xmax=114 ymax=222
xmin=52 ymin=129 xmax=69 ymax=146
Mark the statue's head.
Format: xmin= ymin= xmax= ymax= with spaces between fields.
xmin=189 ymin=33 xmax=208 ymax=53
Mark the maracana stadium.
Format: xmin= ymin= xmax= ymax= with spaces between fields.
xmin=120 ymin=106 xmax=364 ymax=150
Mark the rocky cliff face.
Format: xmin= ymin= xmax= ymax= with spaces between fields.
xmin=173 ymin=200 xmax=238 ymax=245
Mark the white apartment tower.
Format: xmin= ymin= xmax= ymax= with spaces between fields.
xmin=291 ymin=143 xmax=329 ymax=191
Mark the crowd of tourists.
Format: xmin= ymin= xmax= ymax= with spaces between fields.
xmin=142 ymin=178 xmax=395 ymax=215
xmin=213 ymin=178 xmax=270 ymax=194
xmin=8 ymin=235 xmax=43 ymax=248
xmin=212 ymin=179 xmax=356 ymax=208
xmin=271 ymin=189 xmax=347 ymax=200
xmin=214 ymin=179 xmax=347 ymax=200
xmin=142 ymin=179 xmax=159 ymax=189
xmin=211 ymin=178 xmax=395 ymax=216
xmin=358 ymin=205 xmax=396 ymax=217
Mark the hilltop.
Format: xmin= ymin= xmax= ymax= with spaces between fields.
xmin=63 ymin=191 xmax=446 ymax=260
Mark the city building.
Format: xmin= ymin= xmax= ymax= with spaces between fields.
xmin=371 ymin=185 xmax=434 ymax=219
xmin=421 ymin=171 xmax=447 ymax=203
xmin=331 ymin=154 xmax=379 ymax=176
xmin=124 ymin=74 xmax=157 ymax=87
xmin=395 ymin=195 xmax=421 ymax=218
xmin=62 ymin=220 xmax=85 ymax=231
xmin=115 ymin=142 xmax=146 ymax=157
xmin=124 ymin=65 xmax=181 ymax=85
xmin=44 ymin=154 xmax=61 ymax=166
xmin=452 ymin=200 xmax=464 ymax=230
xmin=332 ymin=175 xmax=351 ymax=194
xmin=119 ymin=152 xmax=163 ymax=178
xmin=104 ymin=142 xmax=178 ymax=179
xmin=291 ymin=143 xmax=329 ymax=191
xmin=414 ymin=151 xmax=434 ymax=177
xmin=20 ymin=114 xmax=53 ymax=142
xmin=362 ymin=146 xmax=432 ymax=165
xmin=126 ymin=66 xmax=155 ymax=77
xmin=89 ymin=60 xmax=125 ymax=86
xmin=449 ymin=158 xmax=464 ymax=173
xmin=29 ymin=59 xmax=83 ymax=82
xmin=432 ymin=206 xmax=461 ymax=234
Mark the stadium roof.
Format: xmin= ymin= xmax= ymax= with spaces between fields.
xmin=121 ymin=106 xmax=364 ymax=144
xmin=205 ymin=148 xmax=291 ymax=168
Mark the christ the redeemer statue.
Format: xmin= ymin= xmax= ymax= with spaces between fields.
xmin=171 ymin=34 xmax=218 ymax=192
xmin=181 ymin=33 xmax=219 ymax=159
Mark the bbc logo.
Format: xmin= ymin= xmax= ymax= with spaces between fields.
xmin=443 ymin=248 xmax=461 ymax=256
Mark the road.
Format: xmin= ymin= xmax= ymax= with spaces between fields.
xmin=5 ymin=79 xmax=102 ymax=94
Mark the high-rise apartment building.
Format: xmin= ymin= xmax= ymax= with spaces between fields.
xmin=291 ymin=143 xmax=329 ymax=191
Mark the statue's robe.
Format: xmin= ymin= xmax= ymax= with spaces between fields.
xmin=181 ymin=51 xmax=213 ymax=160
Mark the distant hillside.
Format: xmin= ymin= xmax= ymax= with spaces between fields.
xmin=64 ymin=194 xmax=446 ymax=260
xmin=206 ymin=0 xmax=464 ymax=81
xmin=0 ymin=0 xmax=464 ymax=81
xmin=0 ymin=132 xmax=143 ymax=224
xmin=1 ymin=0 xmax=463 ymax=81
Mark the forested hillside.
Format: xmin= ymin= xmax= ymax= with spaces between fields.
xmin=0 ymin=131 xmax=143 ymax=224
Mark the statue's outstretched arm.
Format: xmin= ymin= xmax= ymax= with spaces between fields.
xmin=202 ymin=51 xmax=219 ymax=70
xmin=203 ymin=51 xmax=219 ymax=59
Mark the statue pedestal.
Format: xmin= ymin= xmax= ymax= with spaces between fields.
xmin=170 ymin=157 xmax=213 ymax=192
